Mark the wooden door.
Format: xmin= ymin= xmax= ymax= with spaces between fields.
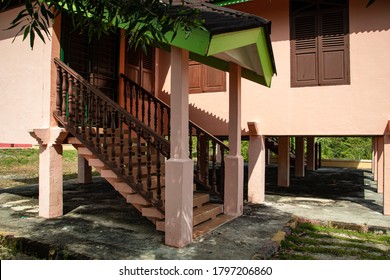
xmin=61 ymin=15 xmax=119 ymax=101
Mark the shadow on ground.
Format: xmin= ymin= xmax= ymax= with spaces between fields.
xmin=0 ymin=166 xmax=389 ymax=259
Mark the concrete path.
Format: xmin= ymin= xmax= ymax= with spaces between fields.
xmin=0 ymin=167 xmax=389 ymax=259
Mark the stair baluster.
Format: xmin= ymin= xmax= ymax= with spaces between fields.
xmin=61 ymin=69 xmax=67 ymax=118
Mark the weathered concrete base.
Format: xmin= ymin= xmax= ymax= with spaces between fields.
xmin=295 ymin=136 xmax=305 ymax=177
xmin=277 ymin=136 xmax=290 ymax=187
xmin=78 ymin=154 xmax=92 ymax=184
xmin=224 ymin=155 xmax=244 ymax=216
xmin=165 ymin=159 xmax=194 ymax=248
xmin=29 ymin=127 xmax=67 ymax=218
xmin=248 ymin=135 xmax=265 ymax=204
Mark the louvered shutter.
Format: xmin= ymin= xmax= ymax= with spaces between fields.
xmin=291 ymin=13 xmax=318 ymax=87
xmin=189 ymin=61 xmax=203 ymax=93
xmin=319 ymin=9 xmax=350 ymax=85
xmin=125 ymin=48 xmax=141 ymax=85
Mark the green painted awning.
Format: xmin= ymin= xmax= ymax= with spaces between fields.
xmin=165 ymin=1 xmax=276 ymax=87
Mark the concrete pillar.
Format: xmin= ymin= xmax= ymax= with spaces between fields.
xmin=247 ymin=122 xmax=265 ymax=204
xmin=165 ymin=47 xmax=193 ymax=248
xmin=373 ymin=137 xmax=378 ymax=180
xmin=384 ymin=125 xmax=390 ymax=215
xmin=306 ymin=136 xmax=315 ymax=171
xmin=78 ymin=154 xmax=92 ymax=184
xmin=277 ymin=136 xmax=290 ymax=187
xmin=29 ymin=127 xmax=68 ymax=218
xmin=377 ymin=136 xmax=384 ymax=194
xmin=224 ymin=63 xmax=244 ymax=216
xmin=265 ymin=148 xmax=270 ymax=165
xmin=295 ymin=136 xmax=305 ymax=177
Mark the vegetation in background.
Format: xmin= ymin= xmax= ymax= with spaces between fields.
xmin=317 ymin=137 xmax=372 ymax=160
xmin=0 ymin=148 xmax=80 ymax=188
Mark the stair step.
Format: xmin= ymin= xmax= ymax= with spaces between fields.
xmin=126 ymin=193 xmax=151 ymax=206
xmin=193 ymin=203 xmax=223 ymax=226
xmin=88 ymin=158 xmax=105 ymax=167
xmin=193 ymin=214 xmax=236 ymax=238
xmin=193 ymin=192 xmax=210 ymax=208
xmin=156 ymin=203 xmax=224 ymax=232
xmin=100 ymin=169 xmax=117 ymax=179
xmin=78 ymin=147 xmax=93 ymax=156
xmin=104 ymin=178 xmax=137 ymax=194
xmin=142 ymin=207 xmax=165 ymax=219
xmin=67 ymin=137 xmax=82 ymax=145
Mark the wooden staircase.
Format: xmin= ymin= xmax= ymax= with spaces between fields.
xmin=66 ymin=133 xmax=233 ymax=238
xmin=54 ymin=57 xmax=234 ymax=242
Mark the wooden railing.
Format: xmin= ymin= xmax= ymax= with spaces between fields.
xmin=54 ymin=58 xmax=169 ymax=211
xmin=121 ymin=74 xmax=229 ymax=198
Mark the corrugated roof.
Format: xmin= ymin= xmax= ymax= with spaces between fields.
xmin=170 ymin=0 xmax=271 ymax=35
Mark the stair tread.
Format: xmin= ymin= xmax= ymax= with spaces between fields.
xmin=193 ymin=203 xmax=223 ymax=226
xmin=193 ymin=192 xmax=210 ymax=207
xmin=193 ymin=214 xmax=236 ymax=238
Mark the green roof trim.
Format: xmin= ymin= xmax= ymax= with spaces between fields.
xmin=207 ymin=28 xmax=259 ymax=56
xmin=165 ymin=24 xmax=274 ymax=87
xmin=211 ymin=0 xmax=253 ymax=6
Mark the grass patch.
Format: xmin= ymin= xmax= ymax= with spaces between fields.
xmin=0 ymin=148 xmax=80 ymax=189
xmin=273 ymin=222 xmax=390 ymax=260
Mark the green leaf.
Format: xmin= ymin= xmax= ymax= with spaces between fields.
xmin=33 ymin=25 xmax=45 ymax=43
xmin=22 ymin=25 xmax=30 ymax=41
xmin=30 ymin=27 xmax=35 ymax=49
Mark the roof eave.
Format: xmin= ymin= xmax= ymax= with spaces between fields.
xmin=166 ymin=25 xmax=275 ymax=87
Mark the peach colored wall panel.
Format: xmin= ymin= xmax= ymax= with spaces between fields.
xmin=0 ymin=7 xmax=52 ymax=144
xmin=185 ymin=0 xmax=390 ymax=137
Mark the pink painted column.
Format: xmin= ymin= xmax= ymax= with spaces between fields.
xmin=78 ymin=154 xmax=92 ymax=184
xmin=247 ymin=122 xmax=265 ymax=204
xmin=306 ymin=136 xmax=315 ymax=171
xmin=277 ymin=136 xmax=290 ymax=187
xmin=224 ymin=63 xmax=244 ymax=216
xmin=377 ymin=136 xmax=384 ymax=194
xmin=384 ymin=125 xmax=390 ymax=215
xmin=295 ymin=136 xmax=305 ymax=177
xmin=165 ymin=47 xmax=193 ymax=248
xmin=373 ymin=137 xmax=378 ymax=180
xmin=29 ymin=127 xmax=68 ymax=218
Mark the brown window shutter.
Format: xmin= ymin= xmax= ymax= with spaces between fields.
xmin=291 ymin=13 xmax=318 ymax=87
xmin=189 ymin=61 xmax=226 ymax=93
xmin=318 ymin=9 xmax=350 ymax=85
xmin=125 ymin=47 xmax=141 ymax=84
xmin=203 ymin=65 xmax=226 ymax=92
xmin=189 ymin=61 xmax=203 ymax=94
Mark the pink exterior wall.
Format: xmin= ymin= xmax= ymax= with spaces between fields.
xmin=178 ymin=0 xmax=390 ymax=137
xmin=0 ymin=7 xmax=52 ymax=145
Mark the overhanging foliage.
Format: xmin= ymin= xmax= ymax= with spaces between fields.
xmin=1 ymin=0 xmax=204 ymax=50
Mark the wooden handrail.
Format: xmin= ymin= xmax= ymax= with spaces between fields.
xmin=120 ymin=73 xmax=228 ymax=199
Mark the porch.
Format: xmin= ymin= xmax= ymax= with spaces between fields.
xmin=30 ymin=1 xmax=276 ymax=248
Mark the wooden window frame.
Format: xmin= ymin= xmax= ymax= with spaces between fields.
xmin=290 ymin=0 xmax=350 ymax=88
